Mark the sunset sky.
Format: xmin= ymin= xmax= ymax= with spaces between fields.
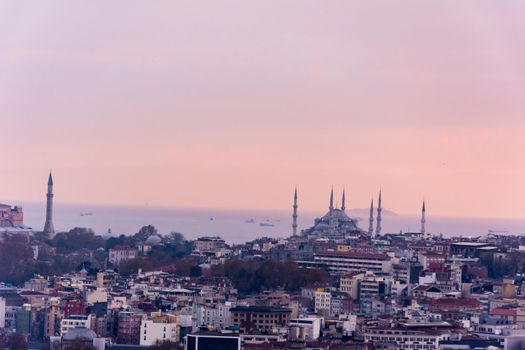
xmin=1 ymin=1 xmax=524 ymax=218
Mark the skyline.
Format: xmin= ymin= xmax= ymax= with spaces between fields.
xmin=2 ymin=176 xmax=521 ymax=222
xmin=1 ymin=1 xmax=524 ymax=219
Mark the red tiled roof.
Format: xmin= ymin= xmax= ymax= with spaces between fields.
xmin=429 ymin=298 xmax=481 ymax=308
xmin=491 ymin=308 xmax=517 ymax=317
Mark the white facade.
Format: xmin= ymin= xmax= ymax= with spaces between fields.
xmin=338 ymin=314 xmax=357 ymax=335
xmin=313 ymin=252 xmax=392 ymax=274
xmin=289 ymin=317 xmax=323 ymax=340
xmin=0 ymin=297 xmax=5 ymax=328
xmin=365 ymin=328 xmax=449 ymax=350
xmin=194 ymin=237 xmax=225 ymax=252
xmin=86 ymin=288 xmax=108 ymax=305
xmin=60 ymin=314 xmax=95 ymax=336
xmin=140 ymin=314 xmax=180 ymax=346
xmin=339 ymin=276 xmax=353 ymax=296
xmin=108 ymin=247 xmax=137 ymax=265
xmin=202 ymin=302 xmax=233 ymax=329
xmin=314 ymin=291 xmax=331 ymax=314
xmin=419 ymin=273 xmax=437 ymax=285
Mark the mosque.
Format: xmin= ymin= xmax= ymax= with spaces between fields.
xmin=292 ymin=188 xmax=383 ymax=239
xmin=292 ymin=188 xmax=426 ymax=240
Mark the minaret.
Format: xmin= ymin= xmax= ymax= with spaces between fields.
xmin=421 ymin=201 xmax=426 ymax=237
xmin=375 ymin=190 xmax=382 ymax=237
xmin=292 ymin=187 xmax=298 ymax=236
xmin=341 ymin=189 xmax=346 ymax=211
xmin=43 ymin=172 xmax=55 ymax=236
xmin=329 ymin=187 xmax=334 ymax=213
xmin=368 ymin=198 xmax=374 ymax=236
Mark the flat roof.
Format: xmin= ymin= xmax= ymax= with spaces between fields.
xmin=315 ymin=250 xmax=390 ymax=260
xmin=230 ymin=306 xmax=292 ymax=313
xmin=451 ymin=242 xmax=489 ymax=247
xmin=188 ymin=332 xmax=240 ymax=338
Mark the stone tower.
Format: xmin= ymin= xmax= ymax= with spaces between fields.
xmin=368 ymin=198 xmax=374 ymax=236
xmin=43 ymin=172 xmax=55 ymax=236
xmin=329 ymin=187 xmax=334 ymax=213
xmin=292 ymin=187 xmax=298 ymax=236
xmin=375 ymin=190 xmax=382 ymax=237
xmin=421 ymin=201 xmax=426 ymax=237
xmin=341 ymin=189 xmax=346 ymax=212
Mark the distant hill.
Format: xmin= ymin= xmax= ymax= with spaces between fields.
xmin=350 ymin=208 xmax=398 ymax=216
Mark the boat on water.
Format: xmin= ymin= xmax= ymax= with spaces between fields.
xmin=259 ymin=222 xmax=275 ymax=227
xmin=245 ymin=219 xmax=255 ymax=223
xmin=80 ymin=212 xmax=93 ymax=216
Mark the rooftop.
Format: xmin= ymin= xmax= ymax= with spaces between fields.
xmin=230 ymin=306 xmax=292 ymax=313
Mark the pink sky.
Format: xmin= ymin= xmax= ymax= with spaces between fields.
xmin=1 ymin=1 xmax=524 ymax=218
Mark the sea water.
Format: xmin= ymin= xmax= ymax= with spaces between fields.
xmin=14 ymin=202 xmax=525 ymax=244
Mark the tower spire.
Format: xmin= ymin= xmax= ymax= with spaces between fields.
xmin=368 ymin=198 xmax=374 ymax=236
xmin=375 ymin=189 xmax=382 ymax=237
xmin=292 ymin=187 xmax=298 ymax=236
xmin=43 ymin=171 xmax=55 ymax=236
xmin=341 ymin=188 xmax=346 ymax=211
xmin=329 ymin=187 xmax=334 ymax=213
xmin=421 ymin=200 xmax=426 ymax=237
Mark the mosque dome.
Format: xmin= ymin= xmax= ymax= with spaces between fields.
xmin=320 ymin=208 xmax=351 ymax=221
xmin=301 ymin=188 xmax=360 ymax=238
xmin=145 ymin=235 xmax=162 ymax=245
xmin=63 ymin=327 xmax=96 ymax=341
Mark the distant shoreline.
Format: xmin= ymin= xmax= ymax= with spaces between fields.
xmin=12 ymin=202 xmax=525 ymax=244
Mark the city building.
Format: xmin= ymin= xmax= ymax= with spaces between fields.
xmin=289 ymin=317 xmax=323 ymax=340
xmin=16 ymin=304 xmax=32 ymax=334
xmin=109 ymin=246 xmax=138 ymax=265
xmin=117 ymin=310 xmax=143 ymax=345
xmin=230 ymin=306 xmax=292 ymax=333
xmin=194 ymin=236 xmax=226 ymax=253
xmin=314 ymin=289 xmax=332 ymax=316
xmin=365 ymin=326 xmax=451 ymax=349
xmin=0 ymin=203 xmax=23 ymax=227
xmin=0 ymin=297 xmax=5 ymax=328
xmin=201 ymin=301 xmax=234 ymax=329
xmin=60 ymin=314 xmax=95 ymax=336
xmin=140 ymin=312 xmax=180 ymax=346
xmin=185 ymin=332 xmax=241 ymax=350
xmin=305 ymin=250 xmax=392 ymax=274
xmin=44 ymin=298 xmax=61 ymax=338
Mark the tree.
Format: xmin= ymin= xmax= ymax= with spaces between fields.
xmin=165 ymin=232 xmax=186 ymax=245
xmin=7 ymin=332 xmax=27 ymax=350
xmin=174 ymin=258 xmax=200 ymax=276
xmin=133 ymin=225 xmax=158 ymax=243
xmin=210 ymin=259 xmax=329 ymax=296
xmin=119 ymin=258 xmax=154 ymax=276
xmin=50 ymin=227 xmax=104 ymax=253
xmin=0 ymin=241 xmax=36 ymax=285
xmin=105 ymin=234 xmax=133 ymax=250
xmin=93 ymin=249 xmax=107 ymax=267
xmin=189 ymin=265 xmax=202 ymax=277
